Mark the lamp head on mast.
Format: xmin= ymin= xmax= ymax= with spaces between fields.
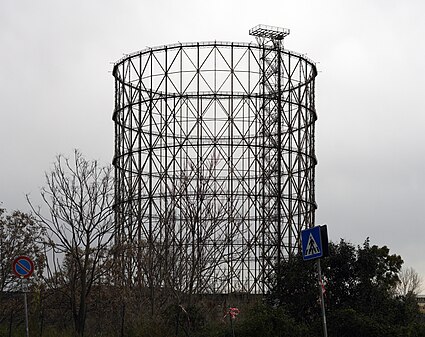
xmin=249 ymin=24 xmax=290 ymax=48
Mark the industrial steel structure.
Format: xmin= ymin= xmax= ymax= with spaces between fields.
xmin=112 ymin=25 xmax=317 ymax=294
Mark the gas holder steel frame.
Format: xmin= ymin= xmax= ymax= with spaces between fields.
xmin=112 ymin=28 xmax=318 ymax=295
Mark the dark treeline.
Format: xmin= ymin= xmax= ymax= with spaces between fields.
xmin=2 ymin=238 xmax=425 ymax=337
xmin=1 ymin=151 xmax=425 ymax=336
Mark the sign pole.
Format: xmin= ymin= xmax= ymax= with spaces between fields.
xmin=12 ymin=256 xmax=34 ymax=337
xmin=317 ymin=259 xmax=328 ymax=337
xmin=22 ymin=278 xmax=30 ymax=337
xmin=301 ymin=225 xmax=329 ymax=337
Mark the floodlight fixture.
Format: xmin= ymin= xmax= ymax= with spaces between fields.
xmin=249 ymin=24 xmax=290 ymax=40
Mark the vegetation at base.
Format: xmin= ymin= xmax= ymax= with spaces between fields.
xmin=268 ymin=238 xmax=425 ymax=337
xmin=1 ymin=152 xmax=425 ymax=336
xmin=2 ymin=237 xmax=425 ymax=336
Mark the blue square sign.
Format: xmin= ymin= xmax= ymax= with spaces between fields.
xmin=301 ymin=226 xmax=323 ymax=261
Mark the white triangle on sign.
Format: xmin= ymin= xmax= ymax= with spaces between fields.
xmin=305 ymin=233 xmax=320 ymax=256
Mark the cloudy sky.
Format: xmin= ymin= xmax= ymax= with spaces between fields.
xmin=1 ymin=0 xmax=424 ymax=282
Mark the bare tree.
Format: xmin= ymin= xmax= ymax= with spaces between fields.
xmin=143 ymin=153 xmax=245 ymax=305
xmin=396 ymin=266 xmax=423 ymax=296
xmin=28 ymin=150 xmax=114 ymax=337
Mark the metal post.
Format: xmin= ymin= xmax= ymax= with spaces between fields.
xmin=317 ymin=259 xmax=328 ymax=337
xmin=22 ymin=278 xmax=29 ymax=337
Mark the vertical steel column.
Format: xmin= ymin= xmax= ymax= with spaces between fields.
xmin=276 ymin=40 xmax=283 ymax=271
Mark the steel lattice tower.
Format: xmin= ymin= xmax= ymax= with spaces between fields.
xmin=112 ymin=25 xmax=317 ymax=294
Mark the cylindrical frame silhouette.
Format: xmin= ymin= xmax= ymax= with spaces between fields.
xmin=113 ymin=41 xmax=317 ymax=294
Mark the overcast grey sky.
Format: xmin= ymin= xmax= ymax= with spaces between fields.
xmin=1 ymin=0 xmax=424 ymax=282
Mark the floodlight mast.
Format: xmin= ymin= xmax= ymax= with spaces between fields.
xmin=249 ymin=24 xmax=290 ymax=48
xmin=249 ymin=24 xmax=291 ymax=273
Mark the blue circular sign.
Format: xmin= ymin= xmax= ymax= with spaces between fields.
xmin=12 ymin=256 xmax=34 ymax=278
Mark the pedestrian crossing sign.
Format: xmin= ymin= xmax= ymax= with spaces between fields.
xmin=301 ymin=225 xmax=328 ymax=261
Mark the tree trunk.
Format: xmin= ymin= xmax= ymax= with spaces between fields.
xmin=120 ymin=302 xmax=126 ymax=337
xmin=76 ymin=274 xmax=87 ymax=337
xmin=76 ymin=301 xmax=86 ymax=337
xmin=8 ymin=310 xmax=13 ymax=337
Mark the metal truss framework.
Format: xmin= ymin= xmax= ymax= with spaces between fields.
xmin=113 ymin=36 xmax=317 ymax=294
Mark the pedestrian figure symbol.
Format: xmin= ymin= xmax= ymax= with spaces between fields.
xmin=305 ymin=233 xmax=320 ymax=256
